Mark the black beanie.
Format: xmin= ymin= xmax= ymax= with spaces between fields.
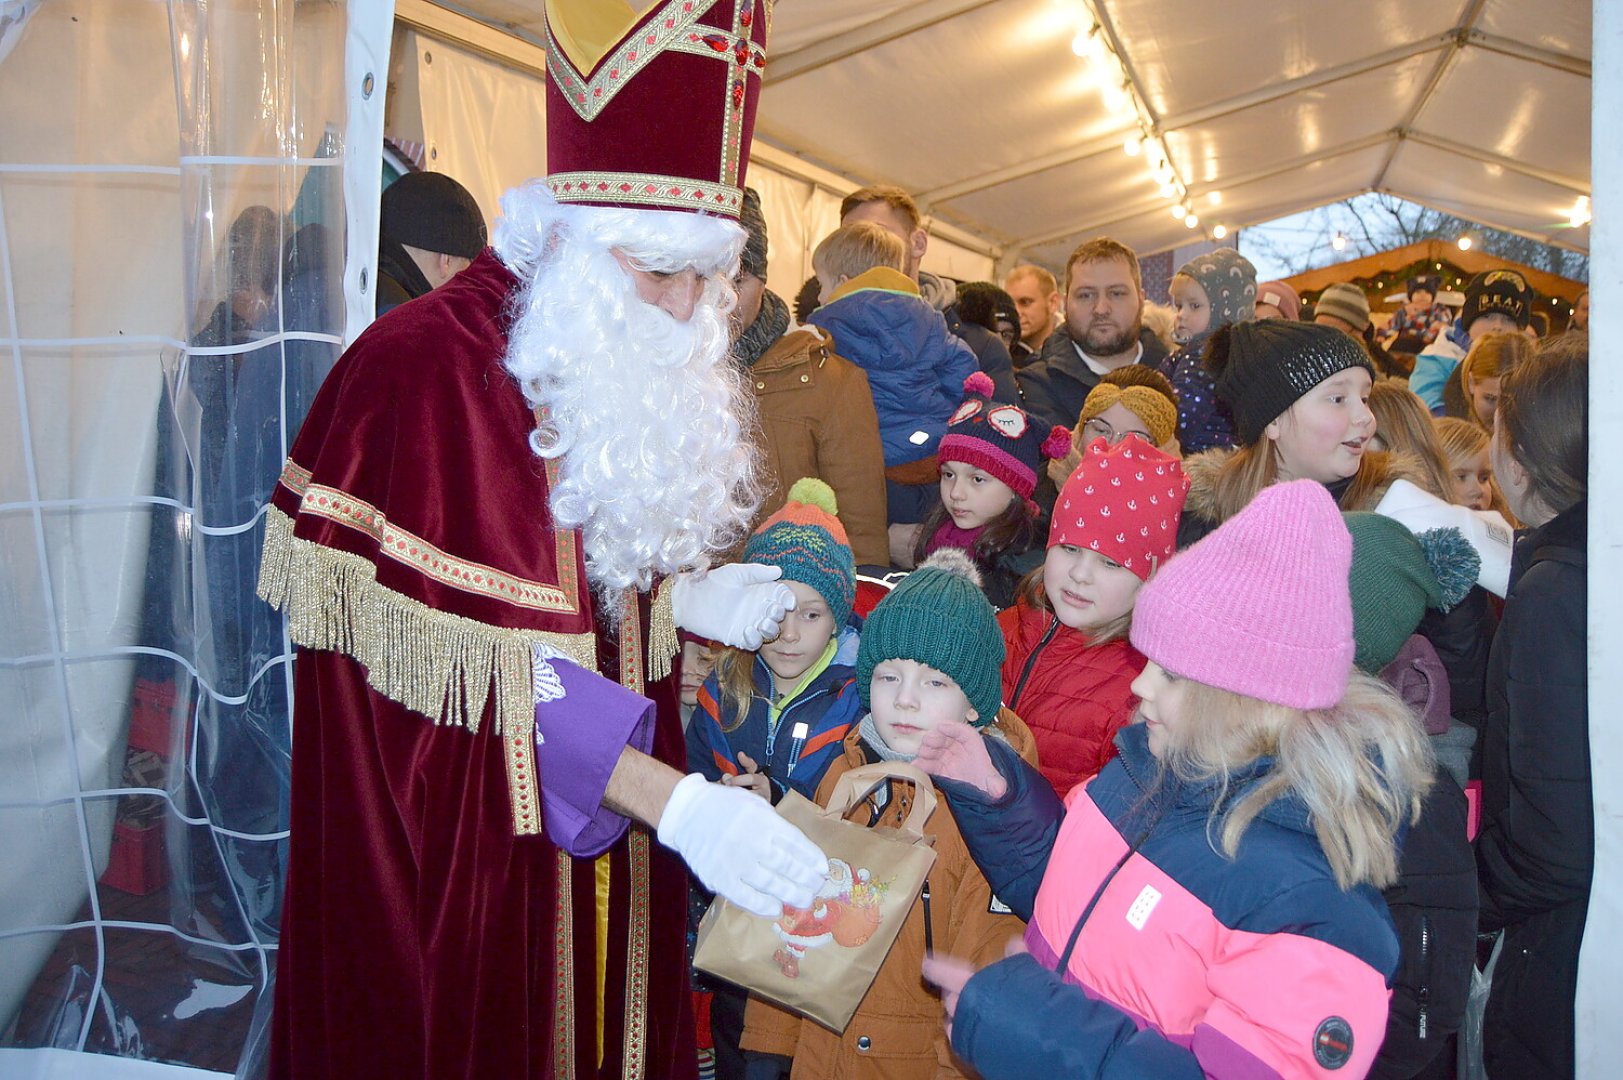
xmin=379 ymin=172 xmax=487 ymax=259
xmin=1461 ymin=269 xmax=1530 ymax=332
xmin=1204 ymin=320 xmax=1375 ymax=445
xmin=739 ymin=187 xmax=769 ymax=281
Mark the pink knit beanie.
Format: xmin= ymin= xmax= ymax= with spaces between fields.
xmin=1130 ymin=480 xmax=1355 ymax=709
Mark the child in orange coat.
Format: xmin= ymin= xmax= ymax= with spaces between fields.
xmin=741 ymin=551 xmax=1034 ymax=1079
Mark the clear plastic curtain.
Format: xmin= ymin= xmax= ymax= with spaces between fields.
xmin=0 ymin=1 xmax=387 ymax=1074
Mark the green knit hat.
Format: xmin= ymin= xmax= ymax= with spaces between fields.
xmin=1344 ymin=512 xmax=1479 ymax=672
xmin=743 ymin=478 xmax=855 ymax=628
xmin=857 ymin=549 xmax=1004 ymax=726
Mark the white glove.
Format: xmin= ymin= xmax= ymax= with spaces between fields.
xmin=670 ymin=564 xmax=796 ymax=650
xmin=657 ymin=773 xmax=828 ymax=918
xmin=1375 ymin=479 xmax=1514 ymax=598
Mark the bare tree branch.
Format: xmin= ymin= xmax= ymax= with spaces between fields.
xmin=1241 ymin=193 xmax=1588 ymax=282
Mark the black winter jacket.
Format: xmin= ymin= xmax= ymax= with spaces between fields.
xmin=375 ymin=235 xmax=433 ymax=316
xmin=946 ymin=312 xmax=1022 ymax=405
xmin=1369 ymin=773 xmax=1478 ymax=1079
xmin=1014 ymin=327 xmax=1167 ymax=433
xmin=1415 ymin=586 xmax=1497 ymax=750
xmin=1476 ymin=501 xmax=1590 ymax=1080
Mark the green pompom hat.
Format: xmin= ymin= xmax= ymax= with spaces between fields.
xmin=1344 ymin=511 xmax=1479 ymax=672
xmin=857 ymin=549 xmax=1004 ymax=726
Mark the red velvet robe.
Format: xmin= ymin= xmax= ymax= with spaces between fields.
xmin=263 ymin=252 xmax=697 ymax=1079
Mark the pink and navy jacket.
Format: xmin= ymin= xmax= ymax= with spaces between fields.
xmin=941 ymin=723 xmax=1399 ymax=1079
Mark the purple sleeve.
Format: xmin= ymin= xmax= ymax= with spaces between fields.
xmin=533 ymin=656 xmax=657 ymax=857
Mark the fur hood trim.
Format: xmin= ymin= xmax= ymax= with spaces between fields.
xmin=1182 ymin=445 xmax=1436 ymax=525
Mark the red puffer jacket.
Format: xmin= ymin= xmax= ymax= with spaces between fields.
xmin=997 ymin=598 xmax=1145 ymax=798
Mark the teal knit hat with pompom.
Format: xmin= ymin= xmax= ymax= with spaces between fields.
xmin=743 ymin=477 xmax=855 ymax=628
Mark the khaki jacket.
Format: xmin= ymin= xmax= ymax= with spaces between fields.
xmin=748 ymin=326 xmax=889 ymax=567
xmin=742 ymin=710 xmax=1037 ymax=1079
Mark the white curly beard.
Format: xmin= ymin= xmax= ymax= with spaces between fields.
xmin=493 ymin=181 xmax=763 ymax=599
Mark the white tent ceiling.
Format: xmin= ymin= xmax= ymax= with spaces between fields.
xmin=432 ymin=0 xmax=1592 ymax=269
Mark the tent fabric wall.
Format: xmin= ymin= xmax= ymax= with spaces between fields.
xmin=436 ymin=0 xmax=1593 ymax=261
xmin=1581 ymin=9 xmax=1622 ymax=1075
xmin=0 ymin=0 xmax=179 ymax=1043
xmin=390 ymin=28 xmax=547 ymax=233
xmin=387 ymin=26 xmax=995 ymax=302
xmin=0 ymin=0 xmax=391 ymax=1074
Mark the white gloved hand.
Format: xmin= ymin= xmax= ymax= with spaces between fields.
xmin=1375 ymin=479 xmax=1515 ymax=597
xmin=670 ymin=564 xmax=796 ymax=650
xmin=657 ymin=773 xmax=828 ymax=918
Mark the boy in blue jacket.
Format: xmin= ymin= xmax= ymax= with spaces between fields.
xmin=807 ymin=222 xmax=978 ymax=535
xmin=685 ymin=478 xmax=865 ymax=1075
xmin=686 ymin=478 xmax=863 ymax=802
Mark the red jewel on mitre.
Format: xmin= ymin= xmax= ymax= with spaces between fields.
xmin=543 ymin=0 xmax=770 ymax=218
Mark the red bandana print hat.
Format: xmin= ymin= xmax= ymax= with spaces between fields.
xmin=543 ymin=0 xmax=770 ymax=218
xmin=1050 ymin=436 xmax=1190 ymax=580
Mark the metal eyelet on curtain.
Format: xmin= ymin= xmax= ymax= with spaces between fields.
xmin=362 ymin=72 xmax=375 ymax=98
xmin=360 ymin=267 xmax=369 ymax=294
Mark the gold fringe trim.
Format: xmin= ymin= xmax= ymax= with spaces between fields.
xmin=647 ymin=579 xmax=677 ymax=685
xmin=257 ymin=505 xmax=599 ymax=738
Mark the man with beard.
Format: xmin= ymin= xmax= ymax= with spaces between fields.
xmin=1015 ymin=237 xmax=1168 ymax=432
xmin=258 ymin=4 xmax=828 ymax=1079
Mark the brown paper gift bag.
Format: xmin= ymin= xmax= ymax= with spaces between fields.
xmin=693 ymin=762 xmax=939 ymax=1033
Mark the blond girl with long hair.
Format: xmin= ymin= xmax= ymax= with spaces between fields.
xmin=1367 ymin=380 xmax=1456 ymax=498
xmin=917 ymin=480 xmax=1432 ymax=1079
xmin=1433 ymin=415 xmax=1516 ymax=521
xmin=1443 ymin=330 xmax=1531 ymax=429
xmin=1179 ymin=320 xmax=1438 ymax=547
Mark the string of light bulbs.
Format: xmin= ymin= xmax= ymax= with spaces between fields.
xmin=1070 ymin=9 xmax=1228 ymax=241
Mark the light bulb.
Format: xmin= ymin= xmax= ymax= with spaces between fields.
xmin=1207 ymin=191 xmax=1222 ymax=206
xmin=1184 ymin=213 xmax=1199 ymax=229
xmin=1172 ymin=204 xmax=1187 ymax=219
xmin=1158 ymin=181 xmax=1176 ymax=198
xmin=1213 ymin=224 xmax=1228 ymax=240
xmin=1457 ymin=236 xmax=1473 ymax=251
xmin=1332 ymin=233 xmax=1347 ymax=251
xmin=1123 ymin=135 xmax=1141 ymax=156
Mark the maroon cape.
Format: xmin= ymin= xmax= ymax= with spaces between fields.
xmin=261 ymin=252 xmax=697 ymax=1079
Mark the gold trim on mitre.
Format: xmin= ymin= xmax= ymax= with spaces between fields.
xmin=546 ymin=0 xmax=641 ymax=76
